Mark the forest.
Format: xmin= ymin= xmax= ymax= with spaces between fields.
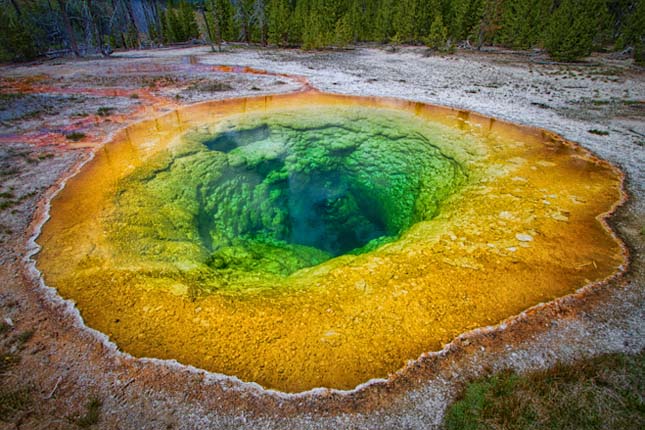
xmin=0 ymin=0 xmax=643 ymax=63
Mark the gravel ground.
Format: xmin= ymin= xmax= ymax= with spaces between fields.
xmin=0 ymin=45 xmax=642 ymax=429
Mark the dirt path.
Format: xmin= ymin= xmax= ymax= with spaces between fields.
xmin=0 ymin=46 xmax=642 ymax=429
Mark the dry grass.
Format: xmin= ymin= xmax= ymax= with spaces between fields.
xmin=443 ymin=351 xmax=645 ymax=430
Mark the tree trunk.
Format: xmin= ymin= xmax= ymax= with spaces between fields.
xmin=200 ymin=3 xmax=216 ymax=52
xmin=57 ymin=0 xmax=80 ymax=56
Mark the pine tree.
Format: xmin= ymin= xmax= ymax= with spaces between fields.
xmin=617 ymin=0 xmax=645 ymax=64
xmin=450 ymin=0 xmax=482 ymax=43
xmin=498 ymin=0 xmax=552 ymax=49
xmin=253 ymin=0 xmax=269 ymax=45
xmin=268 ymin=0 xmax=291 ymax=46
xmin=347 ymin=0 xmax=363 ymax=42
xmin=0 ymin=9 xmax=38 ymax=61
xmin=160 ymin=8 xmax=171 ymax=43
xmin=335 ymin=13 xmax=353 ymax=47
xmin=234 ymin=0 xmax=255 ymax=43
xmin=290 ymin=0 xmax=310 ymax=44
xmin=392 ymin=0 xmax=416 ymax=43
xmin=302 ymin=0 xmax=338 ymax=49
xmin=426 ymin=12 xmax=447 ymax=49
xmin=414 ymin=0 xmax=433 ymax=41
xmin=545 ymin=0 xmax=609 ymax=61
xmin=476 ymin=0 xmax=504 ymax=48
xmin=215 ymin=0 xmax=235 ymax=41
xmin=374 ymin=0 xmax=395 ymax=42
xmin=617 ymin=0 xmax=645 ymax=48
xmin=179 ymin=1 xmax=200 ymax=40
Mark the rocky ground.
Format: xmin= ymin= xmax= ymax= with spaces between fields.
xmin=0 ymin=45 xmax=643 ymax=429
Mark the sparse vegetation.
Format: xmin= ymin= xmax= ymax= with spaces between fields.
xmin=589 ymin=129 xmax=610 ymax=136
xmin=76 ymin=397 xmax=102 ymax=428
xmin=0 ymin=321 xmax=10 ymax=335
xmin=16 ymin=329 xmax=34 ymax=346
xmin=188 ymin=81 xmax=233 ymax=92
xmin=0 ymin=350 xmax=20 ymax=375
xmin=443 ymin=351 xmax=645 ymax=430
xmin=65 ymin=132 xmax=86 ymax=142
xmin=96 ymin=107 xmax=115 ymax=117
xmin=0 ymin=387 xmax=31 ymax=420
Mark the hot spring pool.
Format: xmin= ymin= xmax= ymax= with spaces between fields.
xmin=36 ymin=91 xmax=625 ymax=392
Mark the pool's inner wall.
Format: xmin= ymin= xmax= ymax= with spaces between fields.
xmin=110 ymin=109 xmax=465 ymax=278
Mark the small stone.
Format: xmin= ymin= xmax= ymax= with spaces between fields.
xmin=355 ymin=280 xmax=366 ymax=291
xmin=551 ymin=212 xmax=569 ymax=221
xmin=516 ymin=233 xmax=533 ymax=242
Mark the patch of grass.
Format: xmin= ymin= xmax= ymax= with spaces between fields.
xmin=0 ymin=387 xmax=31 ymax=420
xmin=0 ymin=163 xmax=19 ymax=177
xmin=0 ymin=351 xmax=20 ymax=374
xmin=65 ymin=132 xmax=86 ymax=142
xmin=187 ymin=81 xmax=233 ymax=92
xmin=0 ymin=321 xmax=10 ymax=335
xmin=0 ymin=200 xmax=16 ymax=211
xmin=0 ymin=93 xmax=24 ymax=101
xmin=20 ymin=109 xmax=44 ymax=120
xmin=16 ymin=329 xmax=34 ymax=346
xmin=201 ymin=81 xmax=233 ymax=92
xmin=129 ymin=93 xmax=139 ymax=99
xmin=0 ymin=191 xmax=14 ymax=199
xmin=76 ymin=397 xmax=102 ymax=428
xmin=588 ymin=129 xmax=610 ymax=136
xmin=443 ymin=351 xmax=645 ymax=430
xmin=96 ymin=107 xmax=114 ymax=117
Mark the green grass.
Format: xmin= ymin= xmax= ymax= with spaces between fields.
xmin=76 ymin=397 xmax=102 ymax=428
xmin=443 ymin=351 xmax=645 ymax=430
